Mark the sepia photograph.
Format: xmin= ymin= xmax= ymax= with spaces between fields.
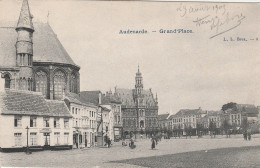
xmin=0 ymin=0 xmax=259 ymax=167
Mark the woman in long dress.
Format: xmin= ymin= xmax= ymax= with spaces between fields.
xmin=151 ymin=139 xmax=155 ymax=149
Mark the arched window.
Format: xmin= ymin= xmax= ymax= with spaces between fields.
xmin=54 ymin=70 xmax=66 ymax=100
xmin=35 ymin=70 xmax=47 ymax=98
xmin=4 ymin=74 xmax=11 ymax=89
xmin=70 ymin=73 xmax=77 ymax=93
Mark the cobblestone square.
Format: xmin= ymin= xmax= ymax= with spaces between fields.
xmin=1 ymin=135 xmax=260 ymax=167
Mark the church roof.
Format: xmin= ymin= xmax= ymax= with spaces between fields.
xmin=0 ymin=21 xmax=79 ymax=69
xmin=0 ymin=89 xmax=72 ymax=117
xmin=16 ymin=0 xmax=34 ymax=31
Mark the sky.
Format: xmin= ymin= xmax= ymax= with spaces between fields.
xmin=0 ymin=0 xmax=260 ymax=114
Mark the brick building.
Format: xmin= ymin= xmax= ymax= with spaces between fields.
xmin=114 ymin=66 xmax=159 ymax=136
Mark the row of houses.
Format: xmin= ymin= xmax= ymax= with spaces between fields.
xmin=0 ymin=88 xmax=124 ymax=152
xmin=158 ymin=105 xmax=260 ymax=136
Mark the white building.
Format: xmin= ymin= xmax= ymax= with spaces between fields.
xmin=0 ymin=90 xmax=73 ymax=152
xmin=64 ymin=93 xmax=98 ymax=148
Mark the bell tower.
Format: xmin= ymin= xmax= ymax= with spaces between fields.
xmin=134 ymin=65 xmax=144 ymax=106
xmin=16 ymin=0 xmax=34 ymax=91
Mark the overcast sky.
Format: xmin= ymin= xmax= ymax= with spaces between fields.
xmin=1 ymin=0 xmax=260 ymax=114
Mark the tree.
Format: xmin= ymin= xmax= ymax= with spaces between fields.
xmin=221 ymin=102 xmax=237 ymax=111
xmin=241 ymin=118 xmax=248 ymax=133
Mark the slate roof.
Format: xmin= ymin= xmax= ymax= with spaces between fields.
xmin=0 ymin=89 xmax=72 ymax=117
xmin=16 ymin=0 xmax=34 ymax=31
xmin=0 ymin=21 xmax=79 ymax=69
xmin=80 ymin=91 xmax=101 ymax=106
xmin=158 ymin=113 xmax=170 ymax=121
xmin=115 ymin=88 xmax=156 ymax=107
xmin=174 ymin=108 xmax=203 ymax=117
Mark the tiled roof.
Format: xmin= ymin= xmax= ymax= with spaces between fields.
xmin=115 ymin=88 xmax=157 ymax=107
xmin=0 ymin=21 xmax=79 ymax=69
xmin=65 ymin=92 xmax=97 ymax=108
xmin=102 ymin=94 xmax=122 ymax=104
xmin=0 ymin=89 xmax=72 ymax=117
xmin=46 ymin=100 xmax=72 ymax=117
xmin=207 ymin=110 xmax=223 ymax=116
xmin=158 ymin=113 xmax=170 ymax=121
xmin=80 ymin=91 xmax=101 ymax=106
xmin=174 ymin=108 xmax=203 ymax=117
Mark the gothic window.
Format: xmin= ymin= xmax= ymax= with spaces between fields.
xmin=70 ymin=73 xmax=77 ymax=93
xmin=35 ymin=70 xmax=47 ymax=98
xmin=54 ymin=70 xmax=66 ymax=100
xmin=4 ymin=74 xmax=10 ymax=89
xmin=28 ymin=78 xmax=33 ymax=91
xmin=28 ymin=54 xmax=33 ymax=66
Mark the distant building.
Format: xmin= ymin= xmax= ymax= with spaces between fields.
xmin=170 ymin=108 xmax=206 ymax=136
xmin=113 ymin=66 xmax=159 ymax=136
xmin=0 ymin=90 xmax=73 ymax=152
xmin=158 ymin=113 xmax=170 ymax=129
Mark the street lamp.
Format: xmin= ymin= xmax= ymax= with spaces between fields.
xmin=25 ymin=126 xmax=31 ymax=154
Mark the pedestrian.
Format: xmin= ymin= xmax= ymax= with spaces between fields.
xmin=108 ymin=138 xmax=111 ymax=148
xmin=243 ymin=132 xmax=247 ymax=140
xmin=151 ymin=138 xmax=155 ymax=150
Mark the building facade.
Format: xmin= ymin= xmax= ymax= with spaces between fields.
xmin=0 ymin=90 xmax=73 ymax=152
xmin=114 ymin=66 xmax=159 ymax=136
xmin=64 ymin=93 xmax=98 ymax=148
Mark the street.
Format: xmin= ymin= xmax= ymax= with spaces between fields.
xmin=1 ymin=135 xmax=260 ymax=168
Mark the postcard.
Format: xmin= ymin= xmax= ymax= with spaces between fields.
xmin=0 ymin=0 xmax=259 ymax=167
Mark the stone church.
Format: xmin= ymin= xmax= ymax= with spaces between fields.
xmin=0 ymin=0 xmax=80 ymax=99
xmin=114 ymin=66 xmax=159 ymax=134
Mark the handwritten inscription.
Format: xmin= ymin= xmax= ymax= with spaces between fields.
xmin=176 ymin=3 xmax=246 ymax=39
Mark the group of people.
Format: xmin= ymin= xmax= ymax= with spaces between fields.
xmin=243 ymin=131 xmax=252 ymax=141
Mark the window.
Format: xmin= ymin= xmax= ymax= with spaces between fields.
xmin=72 ymin=107 xmax=74 ymax=114
xmin=64 ymin=133 xmax=69 ymax=144
xmin=43 ymin=117 xmax=50 ymax=127
xmin=30 ymin=116 xmax=37 ymax=127
xmin=4 ymin=74 xmax=11 ymax=88
xmin=14 ymin=116 xmax=22 ymax=127
xmin=64 ymin=118 xmax=69 ymax=128
xmin=54 ymin=132 xmax=60 ymax=145
xmin=30 ymin=132 xmax=37 ymax=146
xmin=19 ymin=53 xmax=25 ymax=66
xmin=54 ymin=70 xmax=66 ymax=100
xmin=70 ymin=73 xmax=77 ymax=93
xmin=28 ymin=54 xmax=32 ymax=66
xmin=54 ymin=118 xmax=60 ymax=128
xmin=35 ymin=70 xmax=48 ymax=98
xmin=14 ymin=133 xmax=22 ymax=146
